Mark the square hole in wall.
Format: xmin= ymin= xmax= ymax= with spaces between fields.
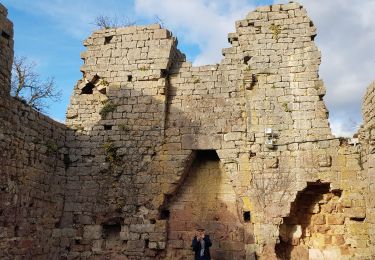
xmin=243 ymin=211 xmax=251 ymax=222
xmin=104 ymin=125 xmax=113 ymax=130
xmin=81 ymin=83 xmax=94 ymax=94
xmin=160 ymin=209 xmax=170 ymax=220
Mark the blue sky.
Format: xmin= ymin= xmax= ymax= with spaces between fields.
xmin=3 ymin=0 xmax=375 ymax=136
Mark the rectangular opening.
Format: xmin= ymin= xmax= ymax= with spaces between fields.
xmin=104 ymin=125 xmax=113 ymax=130
xmin=127 ymin=75 xmax=132 ymax=82
xmin=161 ymin=69 xmax=168 ymax=78
xmin=102 ymin=223 xmax=121 ymax=239
xmin=350 ymin=217 xmax=365 ymax=222
xmin=102 ymin=217 xmax=123 ymax=240
xmin=243 ymin=211 xmax=251 ymax=222
xmin=195 ymin=150 xmax=220 ymax=161
xmin=160 ymin=209 xmax=170 ymax=220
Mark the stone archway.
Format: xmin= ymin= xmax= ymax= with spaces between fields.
xmin=276 ymin=182 xmax=352 ymax=260
xmin=165 ymin=150 xmax=246 ymax=259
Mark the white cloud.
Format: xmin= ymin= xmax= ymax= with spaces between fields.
xmin=134 ymin=0 xmax=256 ymax=65
xmin=330 ymin=118 xmax=360 ymax=138
xmin=2 ymin=0 xmax=136 ymax=38
xmin=136 ymin=0 xmax=375 ymax=136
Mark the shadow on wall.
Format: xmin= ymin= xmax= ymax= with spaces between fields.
xmin=162 ymin=150 xmax=254 ymax=260
xmin=0 ymin=23 xmax=254 ymax=258
xmin=57 ymin=60 xmax=252 ymax=258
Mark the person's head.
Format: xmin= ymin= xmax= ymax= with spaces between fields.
xmin=196 ymin=227 xmax=205 ymax=237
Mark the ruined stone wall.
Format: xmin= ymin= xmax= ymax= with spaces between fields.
xmin=0 ymin=99 xmax=67 ymax=259
xmin=361 ymin=81 xmax=375 ymax=253
xmin=0 ymin=5 xmax=67 ymax=259
xmin=0 ymin=1 xmax=374 ymax=259
xmin=60 ymin=2 xmax=373 ymax=259
xmin=0 ymin=3 xmax=13 ymax=96
xmin=62 ymin=24 xmax=185 ymax=259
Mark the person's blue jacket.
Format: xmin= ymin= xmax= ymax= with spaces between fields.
xmin=191 ymin=235 xmax=212 ymax=260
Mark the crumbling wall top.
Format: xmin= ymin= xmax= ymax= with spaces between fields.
xmin=0 ymin=3 xmax=7 ymax=16
xmin=363 ymin=81 xmax=375 ymax=126
xmin=0 ymin=2 xmax=13 ymax=96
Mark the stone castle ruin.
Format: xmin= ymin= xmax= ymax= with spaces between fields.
xmin=1 ymin=2 xmax=374 ymax=259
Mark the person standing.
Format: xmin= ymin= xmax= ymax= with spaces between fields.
xmin=191 ymin=227 xmax=212 ymax=260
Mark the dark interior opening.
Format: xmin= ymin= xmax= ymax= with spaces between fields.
xmin=99 ymin=87 xmax=106 ymax=94
xmin=102 ymin=217 xmax=123 ymax=239
xmin=160 ymin=209 xmax=170 ymax=220
xmin=311 ymin=34 xmax=316 ymax=41
xmin=1 ymin=31 xmax=10 ymax=39
xmin=127 ymin=75 xmax=133 ymax=82
xmin=275 ymin=182 xmax=332 ymax=259
xmin=14 ymin=226 xmax=19 ymax=236
xmin=104 ymin=35 xmax=113 ymax=45
xmin=195 ymin=150 xmax=219 ymax=161
xmin=104 ymin=125 xmax=113 ymax=130
xmin=244 ymin=56 xmax=252 ymax=65
xmin=350 ymin=217 xmax=365 ymax=222
xmin=243 ymin=211 xmax=251 ymax=222
xmin=161 ymin=69 xmax=168 ymax=78
xmin=81 ymin=82 xmax=95 ymax=94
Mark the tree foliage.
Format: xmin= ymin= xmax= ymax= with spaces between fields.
xmin=11 ymin=56 xmax=61 ymax=112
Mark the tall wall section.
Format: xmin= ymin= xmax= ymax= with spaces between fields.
xmin=61 ymin=2 xmax=373 ymax=259
xmin=0 ymin=5 xmax=68 ymax=259
xmin=361 ymin=81 xmax=375 ymax=251
xmin=0 ymin=3 xmax=13 ymax=96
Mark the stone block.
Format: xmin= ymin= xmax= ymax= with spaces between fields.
xmin=83 ymin=225 xmax=102 ymax=240
xmin=154 ymin=29 xmax=170 ymax=39
xmin=127 ymin=240 xmax=145 ymax=252
xmin=311 ymin=214 xmax=325 ymax=225
xmin=181 ymin=134 xmax=222 ymax=150
xmin=317 ymin=154 xmax=332 ymax=167
xmin=265 ymin=157 xmax=278 ymax=168
xmin=309 ymin=249 xmax=324 ymax=260
xmin=326 ymin=215 xmax=345 ymax=225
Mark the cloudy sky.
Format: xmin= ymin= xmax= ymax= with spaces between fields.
xmin=3 ymin=0 xmax=375 ymax=137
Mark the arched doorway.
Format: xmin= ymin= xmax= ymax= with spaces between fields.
xmin=276 ymin=182 xmax=352 ymax=260
xmin=165 ymin=150 xmax=246 ymax=259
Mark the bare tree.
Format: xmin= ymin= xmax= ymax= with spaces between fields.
xmin=250 ymin=157 xmax=296 ymax=211
xmin=94 ymin=15 xmax=136 ymax=29
xmin=11 ymin=56 xmax=62 ymax=111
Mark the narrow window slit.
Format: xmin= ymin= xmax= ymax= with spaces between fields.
xmin=243 ymin=211 xmax=251 ymax=222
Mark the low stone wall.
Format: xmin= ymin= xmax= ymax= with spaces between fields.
xmin=0 ymin=97 xmax=67 ymax=259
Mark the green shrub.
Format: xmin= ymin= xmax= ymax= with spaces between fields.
xmin=99 ymin=100 xmax=117 ymax=118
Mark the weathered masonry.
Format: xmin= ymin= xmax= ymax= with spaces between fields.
xmin=1 ymin=1 xmax=375 ymax=259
